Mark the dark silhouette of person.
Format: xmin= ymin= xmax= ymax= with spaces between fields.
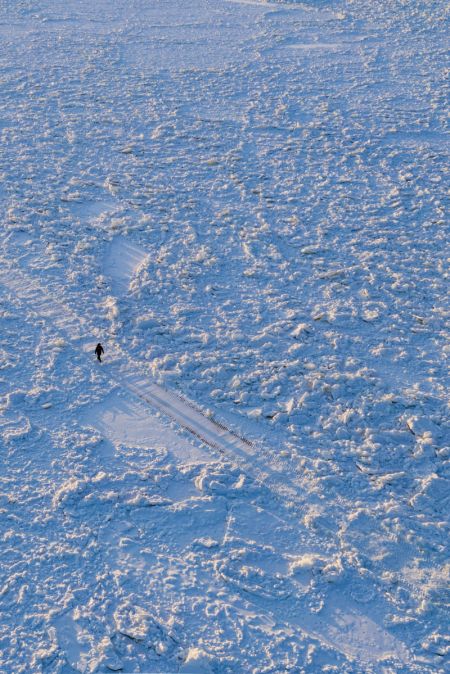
xmin=95 ymin=343 xmax=104 ymax=362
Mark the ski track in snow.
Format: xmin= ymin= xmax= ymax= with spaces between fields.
xmin=104 ymin=236 xmax=150 ymax=296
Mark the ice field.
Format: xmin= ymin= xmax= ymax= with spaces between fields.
xmin=0 ymin=0 xmax=448 ymax=672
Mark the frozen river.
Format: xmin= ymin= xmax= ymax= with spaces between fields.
xmin=0 ymin=0 xmax=448 ymax=672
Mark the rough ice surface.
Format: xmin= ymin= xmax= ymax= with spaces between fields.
xmin=0 ymin=0 xmax=448 ymax=672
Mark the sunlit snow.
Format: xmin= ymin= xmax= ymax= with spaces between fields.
xmin=0 ymin=0 xmax=448 ymax=672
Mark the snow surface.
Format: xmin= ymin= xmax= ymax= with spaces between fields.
xmin=0 ymin=0 xmax=449 ymax=672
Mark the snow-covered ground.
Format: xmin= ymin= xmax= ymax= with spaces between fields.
xmin=0 ymin=0 xmax=448 ymax=672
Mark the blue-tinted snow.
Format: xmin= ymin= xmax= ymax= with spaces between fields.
xmin=0 ymin=0 xmax=448 ymax=672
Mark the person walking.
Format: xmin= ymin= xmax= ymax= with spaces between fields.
xmin=95 ymin=343 xmax=104 ymax=362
